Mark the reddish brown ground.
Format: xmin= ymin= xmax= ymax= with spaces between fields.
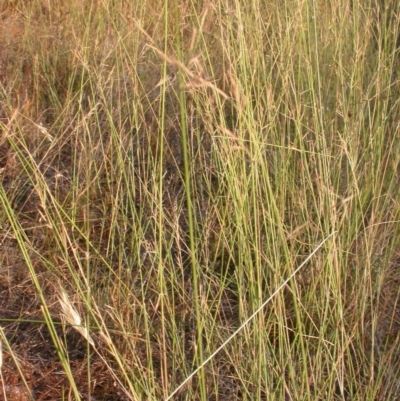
xmin=0 ymin=5 xmax=134 ymax=400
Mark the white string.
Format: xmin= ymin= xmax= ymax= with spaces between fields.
xmin=165 ymin=231 xmax=337 ymax=400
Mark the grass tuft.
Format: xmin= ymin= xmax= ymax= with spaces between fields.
xmin=1 ymin=0 xmax=400 ymax=400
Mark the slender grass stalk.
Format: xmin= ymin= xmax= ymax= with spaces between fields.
xmin=172 ymin=0 xmax=207 ymax=399
xmin=0 ymin=184 xmax=82 ymax=400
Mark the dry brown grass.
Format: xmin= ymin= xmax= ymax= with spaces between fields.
xmin=1 ymin=1 xmax=400 ymax=400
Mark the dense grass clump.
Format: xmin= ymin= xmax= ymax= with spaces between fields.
xmin=0 ymin=1 xmax=400 ymax=400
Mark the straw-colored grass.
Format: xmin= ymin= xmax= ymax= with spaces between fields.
xmin=1 ymin=0 xmax=400 ymax=400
